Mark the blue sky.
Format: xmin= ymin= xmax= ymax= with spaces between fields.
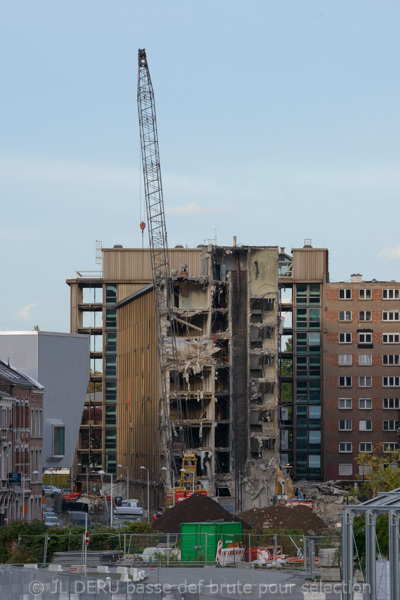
xmin=1 ymin=1 xmax=399 ymax=332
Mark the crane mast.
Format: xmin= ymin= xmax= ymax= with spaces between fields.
xmin=137 ymin=49 xmax=182 ymax=475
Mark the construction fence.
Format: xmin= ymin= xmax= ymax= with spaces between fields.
xmin=14 ymin=532 xmax=339 ymax=569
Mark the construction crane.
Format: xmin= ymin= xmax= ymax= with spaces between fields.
xmin=137 ymin=49 xmax=183 ymax=480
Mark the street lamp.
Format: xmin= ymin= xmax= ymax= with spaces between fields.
xmin=98 ymin=470 xmax=113 ymax=527
xmin=161 ymin=466 xmax=176 ymax=506
xmin=48 ymin=467 xmax=55 ymax=506
xmin=140 ymin=466 xmax=150 ymax=522
xmin=117 ymin=464 xmax=130 ymax=500
xmin=78 ymin=463 xmax=89 ymax=495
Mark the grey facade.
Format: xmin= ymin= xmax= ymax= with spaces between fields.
xmin=0 ymin=332 xmax=89 ymax=469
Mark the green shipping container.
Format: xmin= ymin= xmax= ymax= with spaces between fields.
xmin=180 ymin=521 xmax=242 ymax=562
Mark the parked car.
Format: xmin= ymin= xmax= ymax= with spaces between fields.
xmin=43 ymin=485 xmax=62 ymax=496
xmin=44 ymin=515 xmax=61 ymax=527
xmin=43 ymin=507 xmax=55 ymax=514
xmin=67 ymin=511 xmax=91 ymax=527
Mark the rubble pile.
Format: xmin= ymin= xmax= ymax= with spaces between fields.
xmin=295 ymin=480 xmax=347 ymax=526
xmin=153 ymin=493 xmax=252 ymax=533
xmin=240 ymin=505 xmax=328 ymax=533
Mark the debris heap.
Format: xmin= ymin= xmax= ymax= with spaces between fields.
xmin=240 ymin=505 xmax=328 ymax=533
xmin=153 ymin=493 xmax=252 ymax=532
xmin=295 ymin=480 xmax=347 ymax=526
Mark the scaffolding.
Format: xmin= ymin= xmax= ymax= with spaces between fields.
xmin=342 ymin=487 xmax=400 ymax=600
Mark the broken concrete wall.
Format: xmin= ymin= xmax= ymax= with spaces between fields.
xmin=159 ymin=246 xmax=280 ymax=511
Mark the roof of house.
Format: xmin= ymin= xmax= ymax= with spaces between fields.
xmin=0 ymin=359 xmax=43 ymax=390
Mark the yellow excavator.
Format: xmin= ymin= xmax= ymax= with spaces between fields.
xmin=165 ymin=453 xmax=208 ymax=506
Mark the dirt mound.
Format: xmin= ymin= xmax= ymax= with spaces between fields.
xmin=240 ymin=504 xmax=328 ymax=533
xmin=153 ymin=493 xmax=252 ymax=532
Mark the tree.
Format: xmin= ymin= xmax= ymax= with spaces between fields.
xmin=355 ymin=443 xmax=400 ymax=498
xmin=280 ymin=337 xmax=293 ymax=405
xmin=32 ymin=325 xmax=40 ymax=331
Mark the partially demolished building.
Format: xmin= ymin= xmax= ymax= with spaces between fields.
xmin=115 ymin=244 xmax=280 ymax=510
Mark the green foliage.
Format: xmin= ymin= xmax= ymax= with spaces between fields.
xmin=2 ymin=519 xmax=155 ymax=564
xmin=353 ymin=512 xmax=389 ymax=572
xmin=0 ymin=520 xmax=46 ymax=563
xmin=355 ymin=443 xmax=400 ymax=498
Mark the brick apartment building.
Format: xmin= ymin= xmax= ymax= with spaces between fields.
xmin=0 ymin=360 xmax=43 ymax=523
xmin=324 ymin=275 xmax=400 ymax=481
xmin=279 ymin=244 xmax=400 ymax=482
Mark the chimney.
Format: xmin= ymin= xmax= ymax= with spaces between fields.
xmin=351 ymin=273 xmax=362 ymax=283
xmin=233 ymin=236 xmax=237 ymax=247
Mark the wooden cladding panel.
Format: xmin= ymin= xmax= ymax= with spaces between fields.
xmin=103 ymin=248 xmax=203 ymax=281
xmin=292 ymin=249 xmax=329 ymax=282
xmin=117 ymin=289 xmax=160 ymax=481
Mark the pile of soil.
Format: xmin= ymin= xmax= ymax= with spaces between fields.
xmin=153 ymin=493 xmax=252 ymax=533
xmin=240 ymin=505 xmax=328 ymax=533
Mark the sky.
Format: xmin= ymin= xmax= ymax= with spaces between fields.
xmin=1 ymin=1 xmax=400 ymax=333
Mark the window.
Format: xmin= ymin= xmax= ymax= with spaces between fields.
xmin=359 ymin=442 xmax=372 ymax=453
xmin=383 ymin=355 xmax=400 ymax=366
xmin=383 ymin=311 xmax=400 ymax=321
xmin=383 ymin=333 xmax=400 ymax=344
xmin=383 ymin=420 xmax=399 ymax=431
xmin=339 ymin=333 xmax=352 ymax=344
xmin=309 ymin=284 xmax=320 ymax=305
xmin=339 ymin=464 xmax=353 ymax=476
xmin=339 ymin=311 xmax=352 ymax=322
xmin=383 ymin=398 xmax=400 ymax=409
xmin=105 ymin=308 xmax=117 ymax=329
xmin=339 ymin=289 xmax=352 ymax=300
xmin=359 ymin=420 xmax=372 ymax=431
xmin=309 ymin=332 xmax=321 ymax=353
xmin=296 ymin=284 xmax=307 ymax=305
xmin=296 ymin=333 xmax=307 ymax=354
xmin=339 ymin=354 xmax=352 ymax=366
xmin=383 ymin=376 xmax=400 ymax=387
xmin=339 ymin=398 xmax=352 ymax=409
xmin=359 ymin=376 xmax=372 ymax=388
xmin=339 ymin=442 xmax=353 ymax=453
xmin=309 ymin=308 xmax=320 ymax=329
xmin=309 ymin=431 xmax=321 ymax=452
xmin=296 ymin=309 xmax=307 ymax=329
xmin=383 ymin=443 xmax=398 ymax=453
xmin=309 ymin=356 xmax=320 ymax=378
xmin=53 ymin=425 xmax=65 ymax=457
xmin=309 ymin=406 xmax=321 ymax=428
xmin=359 ymin=333 xmax=372 ymax=344
xmin=383 ymin=289 xmax=400 ymax=300
xmin=339 ymin=420 xmax=352 ymax=431
xmin=296 ymin=357 xmax=307 ymax=378
xmin=359 ymin=289 xmax=372 ymax=300
xmin=339 ymin=376 xmax=352 ymax=387
xmin=359 ymin=355 xmax=372 ymax=366
xmin=359 ymin=311 xmax=372 ymax=321
xmin=359 ymin=398 xmax=372 ymax=410
xmin=308 ymin=454 xmax=321 ymax=468
xmin=359 ymin=465 xmax=372 ymax=475
xmin=105 ymin=284 xmax=117 ymax=305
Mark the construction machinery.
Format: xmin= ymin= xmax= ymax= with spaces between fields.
xmin=165 ymin=452 xmax=207 ymax=506
xmin=273 ymin=465 xmax=313 ymax=508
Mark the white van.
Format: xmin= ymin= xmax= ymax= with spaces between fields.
xmin=113 ymin=506 xmax=144 ymax=524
